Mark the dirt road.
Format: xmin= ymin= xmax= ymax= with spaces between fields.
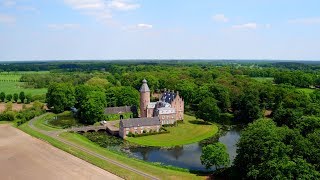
xmin=0 ymin=124 xmax=122 ymax=180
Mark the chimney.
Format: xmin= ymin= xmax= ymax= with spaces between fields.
xmin=176 ymin=91 xmax=179 ymax=95
xmin=168 ymin=89 xmax=170 ymax=93
xmin=172 ymin=90 xmax=174 ymax=93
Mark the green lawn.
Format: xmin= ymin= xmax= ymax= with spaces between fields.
xmin=297 ymin=88 xmax=315 ymax=95
xmin=0 ymin=81 xmax=47 ymax=96
xmin=126 ymin=115 xmax=218 ymax=147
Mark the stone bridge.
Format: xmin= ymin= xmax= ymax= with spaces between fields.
xmin=69 ymin=126 xmax=107 ymax=133
xmin=69 ymin=122 xmax=119 ymax=136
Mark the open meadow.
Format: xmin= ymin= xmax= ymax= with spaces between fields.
xmin=0 ymin=72 xmax=48 ymax=96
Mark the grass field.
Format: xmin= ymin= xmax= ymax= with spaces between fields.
xmin=0 ymin=71 xmax=48 ymax=96
xmin=18 ymin=121 xmax=205 ymax=179
xmin=0 ymin=81 xmax=47 ymax=96
xmin=126 ymin=115 xmax=218 ymax=147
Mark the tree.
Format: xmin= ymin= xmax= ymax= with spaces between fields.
xmin=105 ymin=86 xmax=139 ymax=107
xmin=19 ymin=91 xmax=25 ymax=103
xmin=6 ymin=94 xmax=12 ymax=102
xmin=46 ymin=83 xmax=75 ymax=113
xmin=13 ymin=93 xmax=19 ymax=102
xmin=195 ymin=97 xmax=221 ymax=122
xmin=26 ymin=94 xmax=32 ymax=104
xmin=235 ymin=89 xmax=262 ymax=123
xmin=200 ymin=142 xmax=230 ymax=170
xmin=80 ymin=91 xmax=107 ymax=124
xmin=85 ymin=77 xmax=111 ymax=90
xmin=0 ymin=92 xmax=5 ymax=102
xmin=234 ymin=119 xmax=320 ymax=179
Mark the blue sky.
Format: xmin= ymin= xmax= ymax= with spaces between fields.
xmin=1 ymin=0 xmax=320 ymax=61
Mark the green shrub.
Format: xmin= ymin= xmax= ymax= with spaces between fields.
xmin=0 ymin=111 xmax=15 ymax=121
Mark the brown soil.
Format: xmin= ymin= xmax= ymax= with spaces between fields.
xmin=0 ymin=102 xmax=32 ymax=113
xmin=0 ymin=124 xmax=122 ymax=180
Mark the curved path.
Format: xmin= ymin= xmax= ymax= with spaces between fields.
xmin=0 ymin=124 xmax=121 ymax=180
xmin=28 ymin=114 xmax=159 ymax=180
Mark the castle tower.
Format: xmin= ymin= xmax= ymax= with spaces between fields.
xmin=139 ymin=79 xmax=150 ymax=117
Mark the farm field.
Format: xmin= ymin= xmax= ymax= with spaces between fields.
xmin=126 ymin=115 xmax=218 ymax=147
xmin=0 ymin=124 xmax=121 ymax=180
xmin=0 ymin=81 xmax=47 ymax=96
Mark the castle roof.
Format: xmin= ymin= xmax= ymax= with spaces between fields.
xmin=139 ymin=79 xmax=150 ymax=92
xmin=161 ymin=91 xmax=177 ymax=103
xmin=104 ymin=106 xmax=132 ymax=114
xmin=120 ymin=117 xmax=160 ymax=128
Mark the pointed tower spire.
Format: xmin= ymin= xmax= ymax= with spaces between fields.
xmin=140 ymin=79 xmax=150 ymax=92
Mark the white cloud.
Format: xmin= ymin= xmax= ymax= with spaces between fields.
xmin=137 ymin=23 xmax=152 ymax=29
xmin=64 ymin=0 xmax=112 ymax=22
xmin=232 ymin=23 xmax=257 ymax=30
xmin=48 ymin=23 xmax=80 ymax=30
xmin=289 ymin=17 xmax=320 ymax=25
xmin=108 ymin=0 xmax=140 ymax=11
xmin=212 ymin=14 xmax=229 ymax=23
xmin=2 ymin=0 xmax=16 ymax=7
xmin=64 ymin=0 xmax=140 ymax=23
xmin=0 ymin=14 xmax=16 ymax=24
xmin=123 ymin=23 xmax=153 ymax=31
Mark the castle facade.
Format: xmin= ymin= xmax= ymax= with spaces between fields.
xmin=140 ymin=79 xmax=184 ymax=125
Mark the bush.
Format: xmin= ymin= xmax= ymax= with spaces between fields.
xmin=0 ymin=111 xmax=15 ymax=121
xmin=32 ymin=94 xmax=46 ymax=102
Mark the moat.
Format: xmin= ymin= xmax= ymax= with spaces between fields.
xmin=85 ymin=127 xmax=241 ymax=171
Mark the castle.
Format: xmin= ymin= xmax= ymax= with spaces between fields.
xmin=119 ymin=79 xmax=184 ymax=138
xmin=140 ymin=79 xmax=184 ymax=124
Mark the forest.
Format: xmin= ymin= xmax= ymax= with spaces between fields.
xmin=1 ymin=60 xmax=320 ymax=179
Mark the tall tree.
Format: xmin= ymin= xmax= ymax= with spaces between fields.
xmin=46 ymin=83 xmax=75 ymax=113
xmin=80 ymin=91 xmax=107 ymax=124
xmin=196 ymin=97 xmax=221 ymax=122
xmin=201 ymin=142 xmax=230 ymax=170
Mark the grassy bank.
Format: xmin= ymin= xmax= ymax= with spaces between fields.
xmin=126 ymin=115 xmax=218 ymax=147
xmin=18 ymin=122 xmax=204 ymax=179
xmin=60 ymin=132 xmax=204 ymax=179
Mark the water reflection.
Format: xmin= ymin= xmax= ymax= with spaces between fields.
xmin=126 ymin=128 xmax=241 ymax=171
